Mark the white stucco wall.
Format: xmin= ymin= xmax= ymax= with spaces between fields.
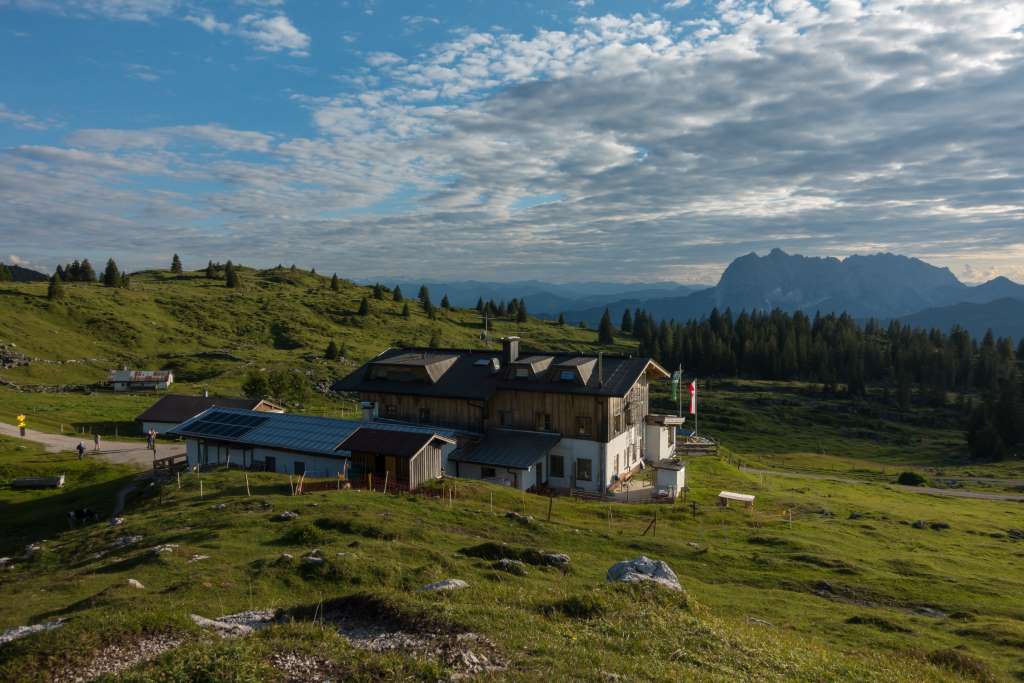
xmin=454 ymin=461 xmax=536 ymax=490
xmin=655 ymin=465 xmax=686 ymax=495
xmin=184 ymin=438 xmax=348 ymax=478
xmin=142 ymin=421 xmax=179 ymax=435
xmin=644 ymin=423 xmax=672 ymax=462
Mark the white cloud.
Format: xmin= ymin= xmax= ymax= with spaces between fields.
xmin=5 ymin=0 xmax=179 ymax=21
xmin=0 ymin=103 xmax=51 ymax=130
xmin=4 ymin=1 xmax=1024 ymax=281
xmin=237 ymin=13 xmax=311 ymax=56
xmin=184 ymin=12 xmax=230 ymax=33
xmin=663 ymin=0 xmax=690 ymax=8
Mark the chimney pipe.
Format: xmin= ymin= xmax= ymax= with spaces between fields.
xmin=598 ymin=351 xmax=604 ymax=387
xmin=501 ymin=336 xmax=520 ymax=365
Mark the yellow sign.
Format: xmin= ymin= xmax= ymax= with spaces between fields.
xmin=16 ymin=414 xmax=26 ymax=428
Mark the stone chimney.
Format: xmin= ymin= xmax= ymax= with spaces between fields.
xmin=501 ymin=336 xmax=520 ymax=365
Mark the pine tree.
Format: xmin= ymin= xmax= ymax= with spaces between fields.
xmin=205 ymin=260 xmax=216 ymax=279
xmin=393 ymin=285 xmax=404 ymax=302
xmin=358 ymin=297 xmax=370 ymax=316
xmin=598 ymin=308 xmax=615 ymax=345
xmin=557 ymin=312 xmax=566 ymax=326
xmin=620 ymin=309 xmax=633 ymax=334
xmin=401 ymin=302 xmax=411 ymax=318
xmin=421 ymin=288 xmax=434 ymax=317
xmin=102 ymin=258 xmax=120 ymax=287
xmin=330 ymin=273 xmax=339 ymax=291
xmin=418 ymin=284 xmax=429 ymax=302
xmin=0 ymin=264 xmax=11 ymax=282
xmin=224 ymin=260 xmax=239 ymax=288
xmin=516 ymin=300 xmax=528 ymax=323
xmin=476 ymin=297 xmax=484 ymax=313
xmin=80 ymin=259 xmax=96 ymax=282
xmin=120 ymin=272 xmax=130 ymax=288
xmin=325 ymin=340 xmax=339 ymax=360
xmin=373 ymin=283 xmax=384 ymax=300
xmin=171 ymin=253 xmax=183 ymax=274
xmin=441 ymin=294 xmax=451 ymax=310
xmin=47 ymin=274 xmax=64 ymax=300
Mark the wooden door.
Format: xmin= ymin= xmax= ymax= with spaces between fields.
xmin=264 ymin=456 xmax=276 ymax=473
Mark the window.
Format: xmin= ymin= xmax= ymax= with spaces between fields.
xmin=499 ymin=410 xmax=512 ymax=426
xmin=384 ymin=404 xmax=398 ymax=418
xmin=536 ymin=412 xmax=552 ymax=431
xmin=418 ymin=407 xmax=431 ymax=423
xmin=515 ymin=367 xmax=530 ymax=378
xmin=481 ymin=466 xmax=496 ymax=479
xmin=559 ymin=370 xmax=576 ymax=381
xmin=575 ymin=458 xmax=592 ymax=482
xmin=614 ymin=413 xmax=624 ymax=433
xmin=550 ymin=454 xmax=565 ymax=478
xmin=575 ymin=416 xmax=592 ymax=437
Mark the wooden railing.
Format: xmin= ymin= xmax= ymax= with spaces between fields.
xmin=153 ymin=453 xmax=188 ymax=473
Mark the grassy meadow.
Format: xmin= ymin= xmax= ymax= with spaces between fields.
xmin=2 ymin=268 xmax=1023 ymax=680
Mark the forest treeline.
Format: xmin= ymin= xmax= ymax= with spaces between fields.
xmin=617 ymin=306 xmax=1022 ymax=460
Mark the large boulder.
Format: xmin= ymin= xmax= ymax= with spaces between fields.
xmin=606 ymin=556 xmax=682 ymax=592
xmin=420 ymin=578 xmax=469 ymax=592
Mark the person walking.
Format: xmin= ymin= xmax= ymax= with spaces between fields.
xmin=77 ymin=441 xmax=86 ymax=460
xmin=93 ymin=432 xmax=101 ymax=452
xmin=147 ymin=429 xmax=156 ymax=452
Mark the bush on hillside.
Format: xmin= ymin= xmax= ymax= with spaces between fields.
xmin=896 ymin=471 xmax=927 ymax=486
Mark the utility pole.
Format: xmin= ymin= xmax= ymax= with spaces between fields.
xmin=474 ymin=312 xmax=492 ymax=344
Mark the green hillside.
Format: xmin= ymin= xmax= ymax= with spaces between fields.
xmin=0 ymin=267 xmax=621 ymax=394
xmin=3 ymin=436 xmax=1020 ymax=682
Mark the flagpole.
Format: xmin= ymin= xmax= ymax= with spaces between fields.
xmin=677 ymin=364 xmax=682 ymax=419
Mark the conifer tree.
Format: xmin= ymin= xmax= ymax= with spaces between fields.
xmin=441 ymin=294 xmax=451 ymax=310
xmin=0 ymin=264 xmax=11 ymax=282
xmin=401 ymin=302 xmax=411 ymax=318
xmin=102 ymin=258 xmax=120 ymax=287
xmin=171 ymin=253 xmax=183 ymax=274
xmin=516 ymin=300 xmax=528 ymax=323
xmin=373 ymin=283 xmax=384 ymax=300
xmin=205 ymin=260 xmax=216 ymax=279
xmin=47 ymin=274 xmax=64 ymax=300
xmin=393 ymin=285 xmax=404 ymax=302
xmin=358 ymin=297 xmax=370 ymax=316
xmin=330 ymin=273 xmax=339 ymax=291
xmin=224 ymin=260 xmax=239 ymax=288
xmin=325 ymin=340 xmax=339 ymax=360
xmin=120 ymin=272 xmax=130 ymax=288
xmin=476 ymin=297 xmax=484 ymax=313
xmin=598 ymin=308 xmax=615 ymax=345
xmin=80 ymin=259 xmax=96 ymax=282
xmin=620 ymin=309 xmax=633 ymax=334
xmin=557 ymin=312 xmax=566 ymax=326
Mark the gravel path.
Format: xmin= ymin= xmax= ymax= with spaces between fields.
xmin=740 ymin=466 xmax=1024 ymax=502
xmin=0 ymin=422 xmax=182 ymax=468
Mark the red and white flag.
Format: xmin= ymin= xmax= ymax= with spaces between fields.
xmin=689 ymin=380 xmax=697 ymax=415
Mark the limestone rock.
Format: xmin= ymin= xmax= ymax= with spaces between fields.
xmin=606 ymin=556 xmax=682 ymax=591
xmin=421 ymin=578 xmax=469 ymax=592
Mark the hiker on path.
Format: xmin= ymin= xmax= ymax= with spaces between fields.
xmin=93 ymin=433 xmax=100 ymax=452
xmin=147 ymin=429 xmax=156 ymax=452
xmin=77 ymin=442 xmax=86 ymax=460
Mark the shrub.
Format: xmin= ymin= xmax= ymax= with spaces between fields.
xmin=896 ymin=471 xmax=927 ymax=486
xmin=280 ymin=524 xmax=327 ymax=546
xmin=542 ymin=594 xmax=608 ymax=620
xmin=925 ymin=648 xmax=995 ymax=682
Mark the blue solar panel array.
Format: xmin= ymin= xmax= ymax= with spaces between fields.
xmin=170 ymin=408 xmax=468 ymax=458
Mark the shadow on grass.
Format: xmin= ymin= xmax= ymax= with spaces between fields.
xmin=0 ymin=472 xmax=138 ymax=555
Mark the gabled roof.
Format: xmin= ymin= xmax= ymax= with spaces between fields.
xmin=334 ymin=347 xmax=668 ymax=400
xmin=135 ymin=394 xmax=275 ymax=424
xmin=450 ymin=428 xmax=561 ymax=470
xmin=109 ymin=369 xmax=172 ymax=383
xmin=168 ymin=408 xmax=459 ymax=459
xmin=338 ymin=428 xmax=453 ymax=459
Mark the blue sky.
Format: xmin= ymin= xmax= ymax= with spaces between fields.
xmin=1 ymin=0 xmax=1023 ymax=283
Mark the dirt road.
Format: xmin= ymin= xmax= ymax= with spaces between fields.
xmin=0 ymin=422 xmax=183 ymax=468
xmin=739 ymin=465 xmax=1024 ymax=502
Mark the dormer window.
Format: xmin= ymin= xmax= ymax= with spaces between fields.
xmin=559 ymin=370 xmax=575 ymax=381
xmin=515 ymin=367 xmax=530 ymax=378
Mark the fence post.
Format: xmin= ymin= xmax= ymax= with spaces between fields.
xmin=547 ymin=493 xmax=553 ymax=522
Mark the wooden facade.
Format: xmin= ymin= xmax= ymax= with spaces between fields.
xmin=348 ymin=441 xmax=443 ymax=490
xmin=364 ymin=372 xmax=651 ymax=444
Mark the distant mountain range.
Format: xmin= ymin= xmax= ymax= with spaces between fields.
xmin=551 ymin=249 xmax=1024 ymax=339
xmin=0 ymin=263 xmax=47 ymax=283
xmin=359 ymin=279 xmax=706 ymax=318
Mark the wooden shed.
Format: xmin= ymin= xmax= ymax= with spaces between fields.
xmin=339 ymin=428 xmax=454 ymax=490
